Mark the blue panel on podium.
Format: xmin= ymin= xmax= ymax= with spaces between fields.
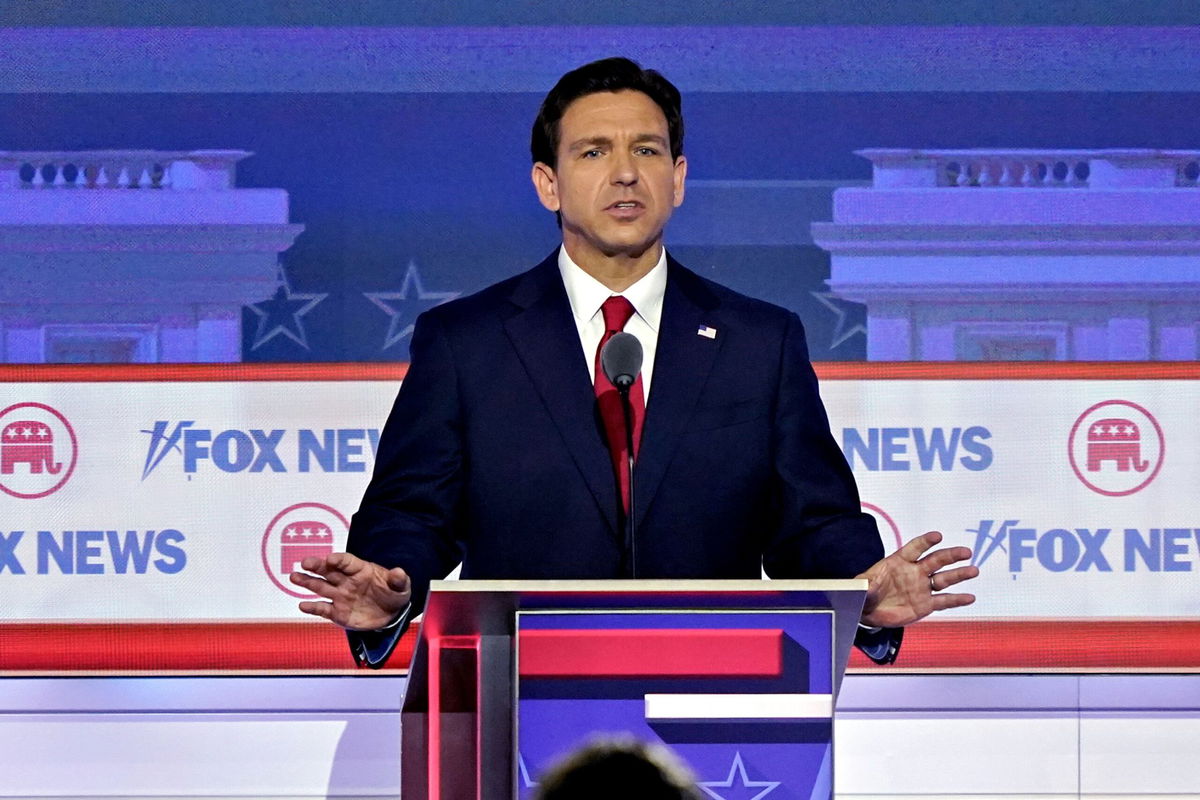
xmin=516 ymin=610 xmax=835 ymax=799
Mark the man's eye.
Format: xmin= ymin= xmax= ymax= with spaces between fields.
xmin=582 ymin=149 xmax=603 ymax=158
xmin=635 ymin=147 xmax=659 ymax=156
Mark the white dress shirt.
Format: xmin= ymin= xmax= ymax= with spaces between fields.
xmin=557 ymin=245 xmax=666 ymax=401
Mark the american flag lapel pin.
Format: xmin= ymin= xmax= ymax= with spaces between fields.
xmin=696 ymin=324 xmax=717 ymax=339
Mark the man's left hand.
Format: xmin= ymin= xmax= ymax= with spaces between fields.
xmin=857 ymin=530 xmax=978 ymax=628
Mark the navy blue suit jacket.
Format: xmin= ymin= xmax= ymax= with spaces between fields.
xmin=348 ymin=252 xmax=888 ymax=633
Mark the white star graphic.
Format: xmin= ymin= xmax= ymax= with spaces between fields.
xmin=809 ymin=291 xmax=866 ymax=350
xmin=517 ymin=752 xmax=538 ymax=789
xmin=364 ymin=260 xmax=460 ymax=350
xmin=248 ymin=265 xmax=328 ymax=351
xmin=699 ymin=752 xmax=780 ymax=800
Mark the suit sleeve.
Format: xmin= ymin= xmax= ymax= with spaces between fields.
xmin=761 ymin=312 xmax=902 ymax=664
xmin=345 ymin=311 xmax=467 ymax=665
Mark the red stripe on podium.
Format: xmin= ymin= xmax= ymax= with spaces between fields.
xmin=518 ymin=629 xmax=784 ymax=677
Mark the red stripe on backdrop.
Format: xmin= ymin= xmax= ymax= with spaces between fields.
xmin=848 ymin=620 xmax=1200 ymax=671
xmin=518 ymin=629 xmax=784 ymax=677
xmin=2 ymin=620 xmax=1199 ymax=672
xmin=0 ymin=622 xmax=419 ymax=672
xmin=814 ymin=362 xmax=1200 ymax=380
xmin=3 ymin=362 xmax=1200 ymax=383
xmin=0 ymin=363 xmax=408 ymax=382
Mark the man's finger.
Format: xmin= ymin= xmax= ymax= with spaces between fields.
xmin=325 ymin=551 xmax=357 ymax=571
xmin=301 ymin=552 xmax=359 ymax=576
xmin=930 ymin=592 xmax=976 ymax=611
xmin=319 ymin=568 xmax=347 ymax=587
xmin=300 ymin=555 xmax=333 ymax=575
xmin=918 ymin=546 xmax=974 ymax=574
xmin=295 ymin=563 xmax=348 ymax=587
xmin=290 ymin=571 xmax=339 ymax=599
xmin=931 ymin=565 xmax=980 ymax=591
xmin=895 ymin=530 xmax=944 ymax=562
xmin=298 ymin=600 xmax=333 ymax=620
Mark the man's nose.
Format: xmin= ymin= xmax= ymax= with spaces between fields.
xmin=609 ymin=151 xmax=638 ymax=185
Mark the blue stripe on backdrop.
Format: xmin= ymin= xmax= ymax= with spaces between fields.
xmin=4 ymin=27 xmax=1200 ymax=93
xmin=3 ymin=0 xmax=1200 ymax=27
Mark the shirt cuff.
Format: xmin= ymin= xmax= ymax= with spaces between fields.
xmin=348 ymin=604 xmax=412 ymax=669
xmin=854 ymin=625 xmax=903 ymax=665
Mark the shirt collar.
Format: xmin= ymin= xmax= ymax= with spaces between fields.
xmin=557 ymin=245 xmax=667 ymax=332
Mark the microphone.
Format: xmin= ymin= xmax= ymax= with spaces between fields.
xmin=600 ymin=331 xmax=642 ymax=578
xmin=600 ymin=332 xmax=643 ymax=391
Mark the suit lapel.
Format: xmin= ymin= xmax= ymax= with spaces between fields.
xmin=633 ymin=257 xmax=723 ymax=530
xmin=502 ymin=254 xmax=620 ymax=535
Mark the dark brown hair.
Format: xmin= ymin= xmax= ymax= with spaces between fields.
xmin=531 ymin=57 xmax=684 ymax=168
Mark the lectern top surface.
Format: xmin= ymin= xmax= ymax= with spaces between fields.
xmin=427 ymin=578 xmax=868 ymax=593
xmin=419 ymin=579 xmax=868 ymax=643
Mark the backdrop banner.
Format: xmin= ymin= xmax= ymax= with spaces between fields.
xmin=2 ymin=364 xmax=1197 ymax=670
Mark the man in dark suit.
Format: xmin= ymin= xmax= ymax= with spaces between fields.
xmin=291 ymin=57 xmax=978 ymax=666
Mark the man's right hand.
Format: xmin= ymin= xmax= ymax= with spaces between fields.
xmin=291 ymin=552 xmax=412 ymax=631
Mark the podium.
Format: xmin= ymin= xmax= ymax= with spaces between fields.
xmin=401 ymin=579 xmax=867 ymax=799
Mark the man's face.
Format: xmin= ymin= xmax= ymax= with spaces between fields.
xmin=532 ymin=90 xmax=686 ymax=263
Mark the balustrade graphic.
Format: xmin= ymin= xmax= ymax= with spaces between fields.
xmin=814 ymin=148 xmax=1200 ymax=361
xmin=857 ymin=148 xmax=1200 ymax=189
xmin=0 ymin=150 xmax=248 ymax=191
xmin=0 ymin=148 xmax=301 ymax=363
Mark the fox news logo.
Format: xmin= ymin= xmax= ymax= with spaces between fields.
xmin=970 ymin=519 xmax=1199 ymax=573
xmin=140 ymin=421 xmax=380 ymax=478
xmin=0 ymin=528 xmax=186 ymax=575
xmin=842 ymin=426 xmax=992 ymax=472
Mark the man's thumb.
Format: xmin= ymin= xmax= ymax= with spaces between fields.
xmin=386 ymin=567 xmax=411 ymax=594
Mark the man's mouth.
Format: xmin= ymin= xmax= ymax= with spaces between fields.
xmin=605 ymin=201 xmax=646 ymax=221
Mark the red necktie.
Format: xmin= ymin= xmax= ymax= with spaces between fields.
xmin=594 ymin=296 xmax=645 ymax=514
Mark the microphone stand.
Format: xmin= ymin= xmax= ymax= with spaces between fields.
xmin=616 ymin=380 xmax=637 ymax=578
xmin=601 ymin=331 xmax=643 ymax=580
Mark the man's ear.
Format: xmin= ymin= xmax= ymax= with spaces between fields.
xmin=672 ymin=155 xmax=688 ymax=208
xmin=531 ymin=162 xmax=560 ymax=212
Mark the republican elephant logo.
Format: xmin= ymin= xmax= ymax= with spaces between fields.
xmin=279 ymin=520 xmax=334 ymax=574
xmin=1085 ymin=417 xmax=1149 ymax=473
xmin=1069 ymin=400 xmax=1163 ymax=497
xmin=261 ymin=503 xmax=350 ymax=598
xmin=861 ymin=501 xmax=905 ymax=555
xmin=1 ymin=420 xmax=63 ymax=475
xmin=0 ymin=403 xmax=78 ymax=500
